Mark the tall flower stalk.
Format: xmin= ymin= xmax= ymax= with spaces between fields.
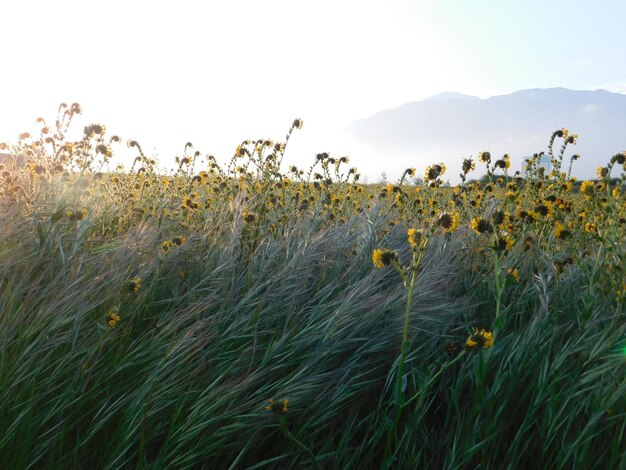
xmin=373 ymin=228 xmax=428 ymax=461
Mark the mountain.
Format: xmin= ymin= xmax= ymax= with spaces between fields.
xmin=422 ymin=92 xmax=480 ymax=102
xmin=344 ymin=88 xmax=626 ymax=181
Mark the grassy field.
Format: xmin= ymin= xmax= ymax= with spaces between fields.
xmin=0 ymin=104 xmax=625 ymax=468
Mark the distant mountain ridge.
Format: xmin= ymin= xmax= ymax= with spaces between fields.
xmin=345 ymin=88 xmax=626 ymax=181
xmin=422 ymin=92 xmax=480 ymax=101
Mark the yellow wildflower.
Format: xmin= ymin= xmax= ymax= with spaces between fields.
xmin=106 ymin=307 xmax=121 ymax=328
xmin=465 ymin=328 xmax=494 ymax=349
xmin=438 ymin=211 xmax=459 ymax=233
xmin=127 ymin=276 xmax=142 ymax=294
xmin=507 ymin=268 xmax=520 ymax=284
xmin=265 ymin=398 xmax=289 ymax=414
xmin=470 ymin=217 xmax=492 ymax=234
xmin=172 ymin=235 xmax=187 ymax=246
xmin=580 ymin=181 xmax=594 ymax=198
xmin=372 ymin=248 xmax=398 ymax=268
xmin=554 ymin=222 xmax=570 ymax=240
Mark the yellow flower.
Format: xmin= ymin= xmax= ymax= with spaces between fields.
xmin=470 ymin=217 xmax=492 ymax=234
xmin=106 ymin=307 xmax=121 ymax=328
xmin=265 ymin=398 xmax=289 ymax=414
xmin=424 ymin=163 xmax=446 ymax=182
xmin=494 ymin=210 xmax=510 ymax=229
xmin=465 ymin=328 xmax=494 ymax=349
xmin=495 ymin=154 xmax=510 ymax=170
xmin=64 ymin=209 xmax=87 ymax=222
xmin=533 ymin=202 xmax=553 ymax=218
xmin=29 ymin=162 xmax=46 ymax=175
xmin=505 ymin=236 xmax=515 ymax=250
xmin=491 ymin=234 xmax=514 ymax=252
xmin=127 ymin=276 xmax=142 ymax=294
xmin=617 ymin=283 xmax=626 ymax=301
xmin=580 ymin=180 xmax=594 ymax=198
xmin=507 ymin=268 xmax=520 ymax=284
xmin=172 ymin=235 xmax=187 ymax=246
xmin=182 ymin=194 xmax=199 ymax=210
xmin=243 ymin=211 xmax=257 ymax=223
xmin=462 ymin=158 xmax=475 ymax=174
xmin=372 ymin=248 xmax=398 ymax=268
xmin=438 ymin=211 xmax=459 ymax=233
xmin=554 ymin=222 xmax=570 ymax=240
xmin=584 ymin=222 xmax=597 ymax=234
xmin=503 ymin=155 xmax=511 ymax=170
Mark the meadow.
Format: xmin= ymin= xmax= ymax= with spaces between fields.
xmin=0 ymin=103 xmax=624 ymax=469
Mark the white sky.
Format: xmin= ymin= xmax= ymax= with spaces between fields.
xmin=1 ymin=0 xmax=625 ymax=179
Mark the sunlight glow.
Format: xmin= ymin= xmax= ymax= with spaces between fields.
xmin=1 ymin=0 xmax=625 ymax=179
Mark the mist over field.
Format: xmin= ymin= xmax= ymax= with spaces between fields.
xmin=343 ymin=88 xmax=626 ymax=182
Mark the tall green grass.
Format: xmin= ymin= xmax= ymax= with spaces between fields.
xmin=1 ymin=197 xmax=624 ymax=468
xmin=1 ymin=111 xmax=624 ymax=467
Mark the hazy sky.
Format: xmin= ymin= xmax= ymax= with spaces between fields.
xmin=1 ymin=0 xmax=624 ymax=177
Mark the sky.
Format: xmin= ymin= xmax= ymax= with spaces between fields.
xmin=1 ymin=0 xmax=625 ymax=178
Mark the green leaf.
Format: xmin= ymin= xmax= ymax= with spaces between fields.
xmin=50 ymin=207 xmax=66 ymax=224
xmin=36 ymin=221 xmax=46 ymax=248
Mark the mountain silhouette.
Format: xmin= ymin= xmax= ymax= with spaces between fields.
xmin=345 ymin=88 xmax=626 ymax=181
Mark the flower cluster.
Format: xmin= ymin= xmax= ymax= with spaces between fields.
xmin=465 ymin=328 xmax=494 ymax=349
xmin=127 ymin=276 xmax=142 ymax=294
xmin=372 ymin=248 xmax=399 ymax=268
xmin=106 ymin=307 xmax=121 ymax=328
xmin=265 ymin=398 xmax=289 ymax=414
